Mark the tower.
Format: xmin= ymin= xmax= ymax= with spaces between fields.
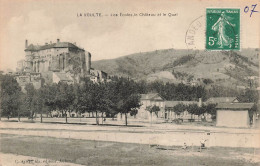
xmin=25 ymin=39 xmax=28 ymax=48
xmin=85 ymin=52 xmax=91 ymax=75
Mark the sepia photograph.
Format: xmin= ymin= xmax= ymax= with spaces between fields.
xmin=0 ymin=0 xmax=259 ymax=165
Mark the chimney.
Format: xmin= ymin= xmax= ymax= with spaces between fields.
xmin=25 ymin=39 xmax=28 ymax=48
xmin=57 ymin=39 xmax=60 ymax=43
xmin=85 ymin=52 xmax=91 ymax=75
xmin=198 ymin=98 xmax=202 ymax=107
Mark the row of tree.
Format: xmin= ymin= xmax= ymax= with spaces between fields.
xmin=135 ymin=80 xmax=207 ymax=101
xmin=172 ymin=103 xmax=217 ymax=120
xmin=0 ymin=74 xmax=258 ymax=126
xmin=146 ymin=103 xmax=217 ymax=124
xmin=131 ymin=80 xmax=257 ymax=101
xmin=0 ymin=75 xmax=142 ymax=126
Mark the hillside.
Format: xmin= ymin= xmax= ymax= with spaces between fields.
xmin=92 ymin=48 xmax=259 ymax=88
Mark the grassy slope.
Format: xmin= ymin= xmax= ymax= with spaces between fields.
xmin=92 ymin=48 xmax=259 ymax=87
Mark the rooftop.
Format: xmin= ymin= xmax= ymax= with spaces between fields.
xmin=216 ymin=103 xmax=254 ymax=110
xmin=25 ymin=42 xmax=84 ymax=51
xmin=165 ymin=101 xmax=197 ymax=108
xmin=140 ymin=93 xmax=165 ymax=101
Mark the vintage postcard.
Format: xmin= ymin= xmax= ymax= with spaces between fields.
xmin=0 ymin=0 xmax=259 ymax=165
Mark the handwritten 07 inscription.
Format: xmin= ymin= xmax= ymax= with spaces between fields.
xmin=206 ymin=8 xmax=240 ymax=50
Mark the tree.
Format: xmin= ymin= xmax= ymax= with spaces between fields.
xmin=203 ymin=78 xmax=214 ymax=85
xmin=172 ymin=103 xmax=186 ymax=119
xmin=145 ymin=81 xmax=207 ymax=101
xmin=106 ymin=81 xmax=123 ymax=119
xmin=186 ymin=104 xmax=199 ymax=119
xmin=118 ymin=93 xmax=141 ymax=126
xmin=146 ymin=105 xmax=160 ymax=125
xmin=206 ymin=85 xmax=240 ymax=99
xmin=73 ymin=83 xmax=89 ymax=117
xmin=89 ymin=83 xmax=102 ymax=125
xmin=32 ymin=88 xmax=45 ymax=123
xmin=41 ymin=84 xmax=58 ymax=117
xmin=55 ymin=82 xmax=75 ymax=123
xmin=0 ymin=75 xmax=22 ymax=120
xmin=194 ymin=104 xmax=207 ymax=120
xmin=76 ymin=81 xmax=113 ymax=125
xmin=24 ymin=83 xmax=36 ymax=121
xmin=237 ymin=89 xmax=259 ymax=103
xmin=205 ymin=103 xmax=217 ymax=120
xmin=114 ymin=78 xmax=141 ymax=126
xmin=67 ymin=84 xmax=76 ymax=119
xmin=17 ymin=93 xmax=30 ymax=121
xmin=94 ymin=83 xmax=114 ymax=124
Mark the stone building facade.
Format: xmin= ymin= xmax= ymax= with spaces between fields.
xmin=15 ymin=72 xmax=42 ymax=92
xmin=16 ymin=39 xmax=108 ymax=87
xmin=21 ymin=39 xmax=91 ymax=77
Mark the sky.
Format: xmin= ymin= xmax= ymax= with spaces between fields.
xmin=0 ymin=0 xmax=259 ymax=71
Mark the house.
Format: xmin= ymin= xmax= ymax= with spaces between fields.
xmin=136 ymin=93 xmax=206 ymax=121
xmin=136 ymin=93 xmax=165 ymax=120
xmin=89 ymin=69 xmax=108 ymax=83
xmin=216 ymin=103 xmax=254 ymax=128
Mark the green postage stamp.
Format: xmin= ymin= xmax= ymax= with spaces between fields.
xmin=206 ymin=8 xmax=240 ymax=50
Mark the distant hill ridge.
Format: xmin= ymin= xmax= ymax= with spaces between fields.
xmin=92 ymin=48 xmax=259 ymax=88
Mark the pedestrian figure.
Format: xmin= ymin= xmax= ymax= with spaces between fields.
xmin=200 ymin=139 xmax=207 ymax=152
xmin=182 ymin=142 xmax=187 ymax=149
